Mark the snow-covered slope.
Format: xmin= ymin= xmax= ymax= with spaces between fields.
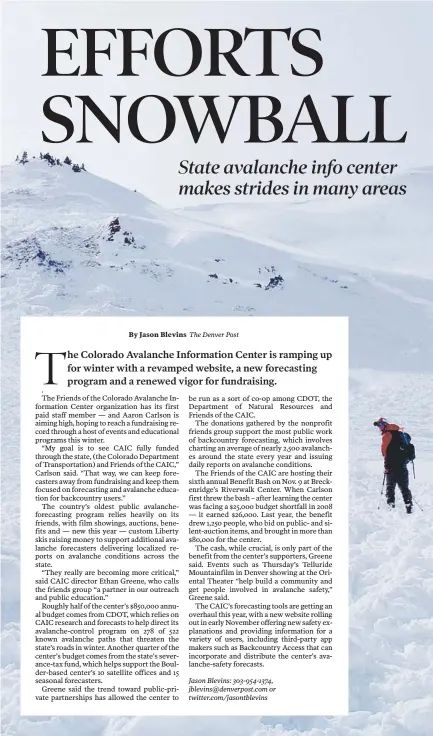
xmin=2 ymin=160 xmax=432 ymax=371
xmin=178 ymin=168 xmax=433 ymax=279
xmin=1 ymin=158 xmax=433 ymax=736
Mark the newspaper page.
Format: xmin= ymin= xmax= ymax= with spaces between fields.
xmin=1 ymin=1 xmax=433 ymax=735
xmin=20 ymin=316 xmax=348 ymax=715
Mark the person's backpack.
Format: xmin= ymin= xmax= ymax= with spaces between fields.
xmin=399 ymin=431 xmax=416 ymax=463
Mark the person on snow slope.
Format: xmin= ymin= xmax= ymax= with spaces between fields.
xmin=374 ymin=417 xmax=413 ymax=514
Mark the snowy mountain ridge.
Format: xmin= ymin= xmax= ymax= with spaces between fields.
xmin=2 ymin=157 xmax=432 ymax=370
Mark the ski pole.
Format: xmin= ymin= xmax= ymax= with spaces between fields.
xmin=377 ymin=473 xmax=386 ymax=510
xmin=412 ymin=496 xmax=423 ymax=512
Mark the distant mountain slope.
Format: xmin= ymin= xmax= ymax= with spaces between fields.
xmin=178 ymin=167 xmax=433 ymax=279
xmin=2 ymin=159 xmax=432 ymax=372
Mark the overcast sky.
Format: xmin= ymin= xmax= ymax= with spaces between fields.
xmin=2 ymin=1 xmax=433 ymax=207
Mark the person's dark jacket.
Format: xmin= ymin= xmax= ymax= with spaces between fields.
xmin=380 ymin=423 xmax=408 ymax=470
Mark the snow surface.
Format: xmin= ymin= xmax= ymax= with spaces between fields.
xmin=1 ymin=159 xmax=433 ymax=736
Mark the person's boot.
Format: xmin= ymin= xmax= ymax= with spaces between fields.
xmin=405 ymin=503 xmax=413 ymax=514
xmin=387 ymin=501 xmax=395 ymax=510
